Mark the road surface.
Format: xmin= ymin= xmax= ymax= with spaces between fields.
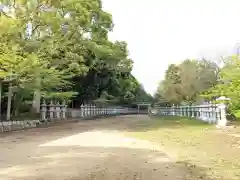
xmin=0 ymin=115 xmax=196 ymax=180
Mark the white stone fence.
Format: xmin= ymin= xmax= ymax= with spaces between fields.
xmin=1 ymin=120 xmax=41 ymax=132
xmin=0 ymin=101 xmax=142 ymax=133
xmin=40 ymin=102 xmax=140 ymax=121
xmin=152 ymin=103 xmax=228 ymax=126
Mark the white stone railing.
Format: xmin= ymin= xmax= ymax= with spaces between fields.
xmin=40 ymin=100 xmax=67 ymax=121
xmin=151 ymin=103 xmax=228 ymax=127
xmin=0 ymin=101 xmax=142 ymax=133
xmin=1 ymin=120 xmax=41 ymax=132
xmin=40 ymin=102 xmax=140 ymax=121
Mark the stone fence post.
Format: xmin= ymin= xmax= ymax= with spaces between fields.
xmin=172 ymin=105 xmax=175 ymax=116
xmin=49 ymin=101 xmax=54 ymax=120
xmin=80 ymin=104 xmax=84 ymax=117
xmin=61 ymin=101 xmax=67 ymax=120
xmin=154 ymin=102 xmax=228 ymax=127
xmin=217 ymin=103 xmax=227 ymax=127
xmin=84 ymin=104 xmax=87 ymax=117
xmin=55 ymin=101 xmax=61 ymax=119
xmin=92 ymin=104 xmax=95 ymax=116
xmin=41 ymin=100 xmax=47 ymax=121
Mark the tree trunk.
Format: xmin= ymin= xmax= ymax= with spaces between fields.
xmin=32 ymin=90 xmax=41 ymax=113
xmin=32 ymin=77 xmax=41 ymax=113
xmin=13 ymin=92 xmax=23 ymax=117
xmin=6 ymin=82 xmax=12 ymax=121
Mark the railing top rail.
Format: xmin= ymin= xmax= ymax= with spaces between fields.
xmin=154 ymin=104 xmax=219 ymax=108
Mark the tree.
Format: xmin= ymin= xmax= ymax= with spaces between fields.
xmin=203 ymin=56 xmax=240 ymax=111
xmin=155 ymin=59 xmax=219 ymax=105
xmin=0 ymin=0 xmax=150 ymax=119
xmin=156 ymin=64 xmax=183 ymax=104
xmin=0 ymin=0 xmax=115 ymax=112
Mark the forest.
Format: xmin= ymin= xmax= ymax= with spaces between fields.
xmin=0 ymin=0 xmax=152 ymax=119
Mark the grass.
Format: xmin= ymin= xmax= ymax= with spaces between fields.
xmin=125 ymin=116 xmax=240 ymax=180
xmin=234 ymin=110 xmax=240 ymax=119
xmin=234 ymin=110 xmax=240 ymax=125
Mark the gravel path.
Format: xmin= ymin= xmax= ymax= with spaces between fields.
xmin=0 ymin=115 xmax=194 ymax=180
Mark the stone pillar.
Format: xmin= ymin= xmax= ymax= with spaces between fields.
xmin=61 ymin=101 xmax=67 ymax=120
xmin=96 ymin=106 xmax=98 ymax=116
xmin=92 ymin=104 xmax=95 ymax=116
xmin=209 ymin=104 xmax=213 ymax=123
xmin=89 ymin=104 xmax=92 ymax=117
xmin=87 ymin=104 xmax=90 ymax=117
xmin=176 ymin=105 xmax=178 ymax=116
xmin=93 ymin=105 xmax=95 ymax=116
xmin=83 ymin=104 xmax=87 ymax=117
xmin=80 ymin=104 xmax=84 ymax=117
xmin=90 ymin=104 xmax=92 ymax=117
xmin=195 ymin=106 xmax=199 ymax=119
xmin=199 ymin=106 xmax=202 ymax=120
xmin=217 ymin=103 xmax=227 ymax=127
xmin=191 ymin=106 xmax=194 ymax=118
xmin=41 ymin=100 xmax=47 ymax=121
xmin=55 ymin=101 xmax=61 ymax=119
xmin=215 ymin=105 xmax=220 ymax=124
xmin=92 ymin=104 xmax=94 ymax=116
xmin=85 ymin=104 xmax=88 ymax=117
xmin=49 ymin=101 xmax=54 ymax=120
xmin=213 ymin=105 xmax=217 ymax=123
xmin=189 ymin=105 xmax=191 ymax=117
xmin=172 ymin=105 xmax=175 ymax=116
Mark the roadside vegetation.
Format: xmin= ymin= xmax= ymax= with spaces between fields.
xmin=126 ymin=116 xmax=240 ymax=180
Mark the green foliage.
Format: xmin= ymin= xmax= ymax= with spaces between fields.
xmin=233 ymin=110 xmax=240 ymax=119
xmin=155 ymin=55 xmax=240 ymax=114
xmin=0 ymin=0 xmax=151 ymax=115
xmin=155 ymin=59 xmax=219 ymax=105
xmin=204 ymin=56 xmax=240 ymax=111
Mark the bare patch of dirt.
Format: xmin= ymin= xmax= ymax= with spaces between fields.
xmin=0 ymin=115 xmax=212 ymax=179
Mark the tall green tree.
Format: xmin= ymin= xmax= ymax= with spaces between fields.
xmin=0 ymin=0 xmax=150 ymax=118
xmin=156 ymin=59 xmax=219 ymax=105
xmin=203 ymin=56 xmax=240 ymax=110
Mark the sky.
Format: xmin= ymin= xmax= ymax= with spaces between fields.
xmin=102 ymin=0 xmax=240 ymax=95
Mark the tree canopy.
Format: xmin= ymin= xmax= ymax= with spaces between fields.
xmin=154 ymin=59 xmax=219 ymax=105
xmin=0 ymin=0 xmax=152 ymax=118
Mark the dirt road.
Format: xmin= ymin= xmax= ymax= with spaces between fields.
xmin=0 ymin=115 xmax=199 ymax=180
